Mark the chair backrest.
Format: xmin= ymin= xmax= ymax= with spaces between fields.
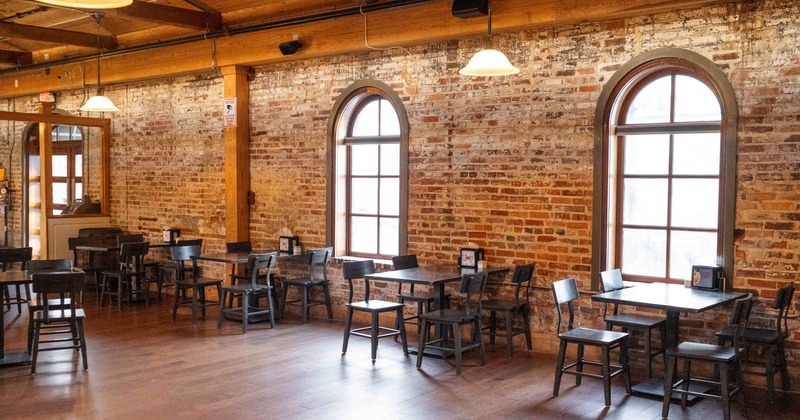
xmin=120 ymin=242 xmax=149 ymax=273
xmin=342 ymin=260 xmax=375 ymax=304
xmin=117 ymin=233 xmax=144 ymax=246
xmin=226 ymin=241 xmax=252 ymax=253
xmin=32 ymin=272 xmax=85 ymax=323
xmin=552 ymin=277 xmax=580 ymax=335
xmin=392 ymin=254 xmax=419 ymax=270
xmin=773 ymin=283 xmax=795 ymax=338
xmin=460 ymin=271 xmax=488 ymax=319
xmin=244 ymin=252 xmax=277 ymax=287
xmin=28 ymin=259 xmax=73 ymax=272
xmin=177 ymin=238 xmax=203 ymax=246
xmin=600 ymin=268 xmax=625 ymax=317
xmin=307 ymin=247 xmax=333 ymax=282
xmin=729 ymin=293 xmax=754 ymax=350
xmin=171 ymin=244 xmax=202 ymax=280
xmin=510 ymin=263 xmax=535 ymax=305
xmin=0 ymin=247 xmax=33 ymax=271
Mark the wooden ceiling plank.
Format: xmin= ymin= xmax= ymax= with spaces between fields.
xmin=0 ymin=49 xmax=32 ymax=65
xmin=104 ymin=1 xmax=222 ymax=32
xmin=0 ymin=21 xmax=118 ymax=50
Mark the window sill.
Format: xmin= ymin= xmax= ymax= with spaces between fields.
xmin=332 ymin=256 xmax=393 ymax=269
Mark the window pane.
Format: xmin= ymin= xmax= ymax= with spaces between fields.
xmin=669 ymin=230 xmax=718 ymax=280
xmin=625 ymin=76 xmax=671 ymax=124
xmin=75 ymin=154 xmax=83 ymax=177
xmin=379 ymin=100 xmax=400 ymax=136
xmin=52 ymin=155 xmax=68 ymax=177
xmin=352 ymin=100 xmax=380 ymax=137
xmin=351 ymin=178 xmax=378 ymax=215
xmin=623 ymin=179 xmax=668 ymax=226
xmin=29 ymin=155 xmax=40 ymax=178
xmin=75 ymin=183 xmax=83 ymax=200
xmin=623 ymin=135 xmax=669 ymax=175
xmin=351 ymin=216 xmax=378 ymax=254
xmin=52 ymin=182 xmax=68 ymax=205
xmin=671 ymin=179 xmax=719 ymax=229
xmin=350 ymin=144 xmax=378 ymax=176
xmin=379 ymin=217 xmax=399 ymax=256
xmin=71 ymin=126 xmax=83 ymax=140
xmin=622 ymin=228 xmax=666 ymax=277
xmin=380 ymin=178 xmax=399 ymax=216
xmin=380 ymin=144 xmax=400 ymax=176
xmin=673 ymin=133 xmax=720 ymax=175
xmin=674 ymin=75 xmax=721 ymax=122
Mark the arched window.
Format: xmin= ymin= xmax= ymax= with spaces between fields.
xmin=592 ymin=49 xmax=737 ymax=288
xmin=327 ymin=81 xmax=409 ymax=259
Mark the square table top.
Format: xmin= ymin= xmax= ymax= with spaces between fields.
xmin=0 ymin=269 xmax=83 ymax=285
xmin=75 ymin=242 xmax=174 ymax=253
xmin=592 ymin=282 xmax=747 ymax=313
xmin=365 ymin=265 xmax=510 ymax=286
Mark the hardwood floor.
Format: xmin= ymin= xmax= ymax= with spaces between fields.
xmin=1 ymin=295 xmax=798 ymax=419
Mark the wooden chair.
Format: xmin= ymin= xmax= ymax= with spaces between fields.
xmin=30 ymin=272 xmax=88 ymax=374
xmin=219 ymin=252 xmax=278 ymax=333
xmin=600 ymin=268 xmax=666 ymax=378
xmin=481 ymin=263 xmax=535 ymax=357
xmin=224 ymin=241 xmax=256 ymax=307
xmin=156 ymin=238 xmax=203 ymax=301
xmin=341 ymin=260 xmax=408 ymax=362
xmin=552 ymin=277 xmax=630 ymax=407
xmin=392 ymin=254 xmax=450 ymax=339
xmin=716 ymin=283 xmax=794 ymax=403
xmin=117 ymin=234 xmax=160 ymax=283
xmin=100 ymin=242 xmax=150 ymax=310
xmin=170 ymin=244 xmax=222 ymax=323
xmin=417 ymin=271 xmax=488 ymax=374
xmin=68 ymin=237 xmax=105 ymax=297
xmin=0 ymin=247 xmax=33 ymax=313
xmin=280 ymin=247 xmax=333 ymax=323
xmin=26 ymin=259 xmax=74 ymax=353
xmin=663 ymin=293 xmax=754 ymax=420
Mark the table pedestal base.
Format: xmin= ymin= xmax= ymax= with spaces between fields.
xmin=633 ymin=378 xmax=707 ymax=402
xmin=0 ymin=352 xmax=32 ymax=368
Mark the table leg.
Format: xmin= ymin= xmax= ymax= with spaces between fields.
xmin=664 ymin=310 xmax=681 ymax=349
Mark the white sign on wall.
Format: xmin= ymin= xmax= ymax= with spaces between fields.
xmin=223 ymin=97 xmax=237 ymax=128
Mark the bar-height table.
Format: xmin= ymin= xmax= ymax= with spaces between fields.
xmin=592 ymin=282 xmax=747 ymax=398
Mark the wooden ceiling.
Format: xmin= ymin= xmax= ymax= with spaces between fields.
xmin=0 ymin=0 xmax=738 ymax=98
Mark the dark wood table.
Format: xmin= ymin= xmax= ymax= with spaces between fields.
xmin=191 ymin=250 xmax=301 ymax=265
xmin=592 ymin=282 xmax=747 ymax=398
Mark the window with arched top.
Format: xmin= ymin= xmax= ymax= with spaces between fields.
xmin=327 ymin=81 xmax=408 ymax=259
xmin=592 ymin=49 xmax=738 ymax=288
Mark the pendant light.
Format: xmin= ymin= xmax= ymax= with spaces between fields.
xmin=80 ymin=14 xmax=119 ymax=113
xmin=36 ymin=0 xmax=133 ymax=9
xmin=459 ymin=4 xmax=519 ymax=76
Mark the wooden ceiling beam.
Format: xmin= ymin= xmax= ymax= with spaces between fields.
xmin=0 ymin=50 xmax=33 ymax=66
xmin=102 ymin=1 xmax=222 ymax=32
xmin=0 ymin=21 xmax=118 ymax=50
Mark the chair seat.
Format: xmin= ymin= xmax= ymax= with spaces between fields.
xmin=605 ymin=313 xmax=666 ymax=329
xmin=33 ymin=308 xmax=86 ymax=321
xmin=348 ymin=299 xmax=404 ymax=312
xmin=397 ymin=290 xmax=438 ymax=302
xmin=282 ymin=276 xmax=324 ymax=287
xmin=28 ymin=297 xmax=72 ymax=308
xmin=481 ymin=298 xmax=526 ymax=311
xmin=716 ymin=326 xmax=784 ymax=344
xmin=668 ymin=341 xmax=738 ymax=362
xmin=177 ymin=277 xmax=223 ymax=287
xmin=421 ymin=308 xmax=479 ymax=324
xmin=222 ymin=283 xmax=272 ymax=293
xmin=559 ymin=327 xmax=628 ymax=345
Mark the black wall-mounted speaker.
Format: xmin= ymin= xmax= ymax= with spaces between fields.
xmin=452 ymin=0 xmax=489 ymax=18
xmin=279 ymin=40 xmax=302 ymax=56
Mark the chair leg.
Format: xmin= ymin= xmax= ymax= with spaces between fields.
xmin=523 ymin=307 xmax=532 ymax=351
xmin=370 ymin=311 xmax=379 ymax=362
xmin=200 ymin=288 xmax=207 ymax=319
xmin=322 ymin=282 xmax=333 ymax=320
xmin=27 ymin=308 xmax=35 ymax=354
xmin=116 ymin=276 xmax=123 ymax=311
xmin=3 ymin=285 xmax=10 ymax=311
xmin=342 ymin=307 xmax=353 ymax=354
xmin=620 ymin=339 xmax=631 ymax=395
xmin=395 ymin=297 xmax=405 ymax=341
xmin=417 ymin=318 xmax=428 ymax=369
xmin=505 ymin=310 xmax=514 ymax=358
xmin=553 ymin=340 xmax=567 ymax=397
xmin=476 ymin=318 xmax=486 ymax=366
xmin=172 ymin=285 xmax=180 ymax=321
xmin=734 ymin=357 xmax=747 ymax=417
xmin=575 ymin=344 xmax=584 ymax=386
xmin=765 ymin=344 xmax=776 ymax=403
xmin=301 ymin=287 xmax=308 ymax=324
xmin=644 ymin=328 xmax=653 ymax=379
xmin=662 ymin=354 xmax=676 ymax=419
xmin=218 ymin=289 xmax=226 ymax=329
xmin=242 ymin=291 xmax=249 ymax=333
xmin=280 ymin=283 xmax=289 ymax=319
xmin=99 ymin=274 xmax=107 ymax=307
xmin=30 ymin=321 xmax=40 ymax=374
xmin=488 ymin=310 xmax=497 ymax=345
xmin=453 ymin=322 xmax=463 ymax=375
xmin=191 ymin=286 xmax=198 ymax=323
xmin=266 ymin=287 xmax=276 ymax=328
xmin=397 ymin=307 xmax=408 ymax=355
xmin=15 ymin=284 xmax=22 ymax=313
xmin=681 ymin=359 xmax=691 ymax=408
xmin=778 ymin=342 xmax=790 ymax=391
xmin=601 ymin=345 xmax=611 ymax=406
xmin=78 ymin=318 xmax=88 ymax=370
xmin=720 ymin=361 xmax=731 ymax=420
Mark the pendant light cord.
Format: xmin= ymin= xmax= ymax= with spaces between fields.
xmin=95 ymin=15 xmax=102 ymax=93
xmin=486 ymin=4 xmax=494 ymax=49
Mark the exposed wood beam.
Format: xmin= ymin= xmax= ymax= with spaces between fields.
xmin=181 ymin=0 xmax=219 ymax=14
xmin=0 ymin=21 xmax=118 ymax=50
xmin=103 ymin=1 xmax=222 ymax=32
xmin=222 ymin=65 xmax=251 ymax=244
xmin=0 ymin=50 xmax=32 ymax=66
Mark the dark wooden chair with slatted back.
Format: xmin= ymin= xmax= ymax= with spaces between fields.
xmin=716 ymin=283 xmax=794 ymax=403
xmin=417 ymin=271 xmax=488 ymax=374
xmin=0 ymin=247 xmax=32 ymax=313
xmin=156 ymin=238 xmax=203 ymax=301
xmin=600 ymin=268 xmax=666 ymax=379
xmin=26 ymin=259 xmax=74 ymax=353
xmin=342 ymin=260 xmax=408 ymax=362
xmin=552 ymin=277 xmax=630 ymax=407
xmin=100 ymin=242 xmax=150 ymax=310
xmin=30 ymin=272 xmax=88 ymax=374
xmin=224 ymin=241 xmax=253 ymax=307
xmin=481 ymin=263 xmax=535 ymax=357
xmin=69 ymin=237 xmax=105 ymax=297
xmin=663 ymin=293 xmax=754 ymax=420
xmin=391 ymin=254 xmax=450 ymax=341
xmin=280 ymin=247 xmax=333 ymax=323
xmin=218 ymin=252 xmax=278 ymax=333
xmin=171 ymin=244 xmax=222 ymax=323
xmin=118 ymin=234 xmax=160 ymax=293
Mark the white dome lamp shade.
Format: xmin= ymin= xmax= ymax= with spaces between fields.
xmin=80 ymin=14 xmax=119 ymax=113
xmin=36 ymin=0 xmax=133 ymax=9
xmin=459 ymin=4 xmax=519 ymax=76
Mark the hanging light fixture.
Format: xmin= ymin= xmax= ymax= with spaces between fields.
xmin=459 ymin=4 xmax=519 ymax=76
xmin=36 ymin=0 xmax=133 ymax=9
xmin=80 ymin=14 xmax=119 ymax=113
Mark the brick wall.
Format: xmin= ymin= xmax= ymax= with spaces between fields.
xmin=0 ymin=0 xmax=797 ymax=383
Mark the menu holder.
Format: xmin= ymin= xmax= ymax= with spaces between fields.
xmin=458 ymin=247 xmax=484 ymax=269
xmin=279 ymin=236 xmax=300 ymax=254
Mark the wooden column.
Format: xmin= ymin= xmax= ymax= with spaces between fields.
xmin=36 ymin=101 xmax=53 ymax=259
xmin=221 ymin=66 xmax=250 ymax=244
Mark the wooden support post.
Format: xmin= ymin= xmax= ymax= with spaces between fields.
xmin=37 ymin=102 xmax=53 ymax=259
xmin=221 ymin=66 xmax=250 ymax=244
